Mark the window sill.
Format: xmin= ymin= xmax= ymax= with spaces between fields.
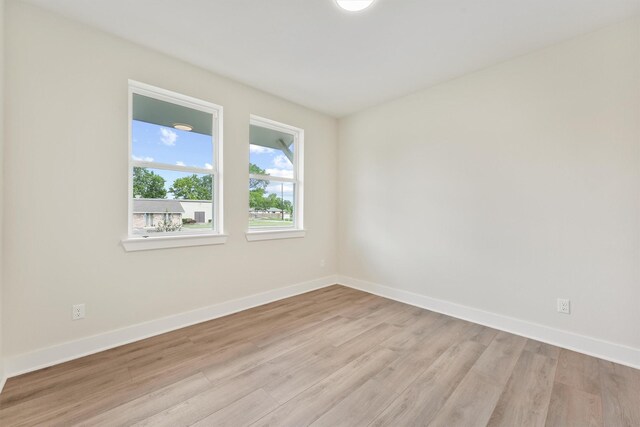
xmin=245 ymin=229 xmax=306 ymax=242
xmin=122 ymin=233 xmax=228 ymax=252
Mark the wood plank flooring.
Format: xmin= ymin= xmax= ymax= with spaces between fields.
xmin=0 ymin=285 xmax=638 ymax=426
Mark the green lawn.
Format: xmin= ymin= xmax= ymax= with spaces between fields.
xmin=249 ymin=219 xmax=294 ymax=228
xmin=182 ymin=223 xmax=213 ymax=229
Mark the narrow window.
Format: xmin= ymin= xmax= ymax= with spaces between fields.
xmin=248 ymin=116 xmax=303 ymax=231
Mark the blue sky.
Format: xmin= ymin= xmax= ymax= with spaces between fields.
xmin=250 ymin=144 xmax=295 ymax=202
xmin=132 ymin=120 xmax=294 ymax=202
xmin=249 ymin=145 xmax=293 ymax=178
xmin=132 ymin=120 xmax=213 ymax=169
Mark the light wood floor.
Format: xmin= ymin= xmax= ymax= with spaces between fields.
xmin=1 ymin=285 xmax=638 ymax=426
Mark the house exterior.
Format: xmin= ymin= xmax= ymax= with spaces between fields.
xmin=132 ymin=199 xmax=212 ymax=232
xmin=180 ymin=200 xmax=213 ymax=224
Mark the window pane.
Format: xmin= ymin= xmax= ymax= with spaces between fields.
xmin=249 ymin=181 xmax=295 ymax=228
xmin=132 ymin=167 xmax=214 ymax=235
xmin=131 ymin=94 xmax=214 ymax=171
xmin=250 ymin=124 xmax=294 ymax=179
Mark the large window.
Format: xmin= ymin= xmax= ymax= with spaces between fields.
xmin=248 ymin=115 xmax=304 ymax=234
xmin=125 ymin=81 xmax=224 ymax=250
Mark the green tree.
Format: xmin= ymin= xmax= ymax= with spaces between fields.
xmin=249 ymin=163 xmax=269 ymax=190
xmin=267 ymin=193 xmax=293 ymax=219
xmin=170 ymin=175 xmax=212 ymax=200
xmin=250 ymin=188 xmax=269 ymax=211
xmin=266 ymin=193 xmax=280 ymax=209
xmin=249 ymin=163 xmax=271 ymax=210
xmin=133 ymin=167 xmax=167 ymax=199
xmin=280 ymin=199 xmax=293 ymax=215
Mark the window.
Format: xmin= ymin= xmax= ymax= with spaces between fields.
xmin=247 ymin=115 xmax=304 ymax=240
xmin=123 ymin=81 xmax=225 ymax=251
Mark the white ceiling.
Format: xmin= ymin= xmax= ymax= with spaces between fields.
xmin=25 ymin=0 xmax=640 ymax=117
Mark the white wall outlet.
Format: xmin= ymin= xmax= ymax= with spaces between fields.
xmin=320 ymin=259 xmax=326 ymax=268
xmin=557 ymin=298 xmax=570 ymax=314
xmin=72 ymin=304 xmax=85 ymax=320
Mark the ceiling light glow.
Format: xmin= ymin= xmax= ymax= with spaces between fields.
xmin=173 ymin=123 xmax=193 ymax=132
xmin=336 ymin=0 xmax=374 ymax=12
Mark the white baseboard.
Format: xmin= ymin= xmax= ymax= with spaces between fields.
xmin=0 ymin=372 xmax=6 ymax=395
xmin=338 ymin=275 xmax=640 ymax=370
xmin=4 ymin=275 xmax=339 ymax=378
xmin=5 ymin=273 xmax=638 ymax=381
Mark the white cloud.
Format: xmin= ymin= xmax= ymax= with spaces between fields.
xmin=273 ymin=154 xmax=293 ymax=170
xmin=160 ymin=128 xmax=178 ymax=146
xmin=176 ymin=161 xmax=186 ymax=166
xmin=250 ymin=145 xmax=275 ymax=154
xmin=132 ymin=155 xmax=154 ymax=162
xmin=205 ymin=163 xmax=213 ymax=170
xmin=265 ymin=168 xmax=294 ymax=179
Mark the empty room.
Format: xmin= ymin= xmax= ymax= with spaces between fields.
xmin=0 ymin=0 xmax=638 ymax=425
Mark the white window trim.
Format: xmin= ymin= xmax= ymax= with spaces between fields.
xmin=247 ymin=115 xmax=304 ymax=240
xmin=123 ymin=80 xmax=225 ymax=252
xmin=122 ymin=233 xmax=228 ymax=252
xmin=245 ymin=229 xmax=306 ymax=242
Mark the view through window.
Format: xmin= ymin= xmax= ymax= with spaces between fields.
xmin=129 ymin=83 xmax=222 ymax=237
xmin=249 ymin=117 xmax=303 ymax=230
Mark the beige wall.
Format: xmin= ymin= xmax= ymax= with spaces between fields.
xmin=338 ymin=18 xmax=640 ymax=349
xmin=3 ymin=0 xmax=638 ymax=368
xmin=3 ymin=1 xmax=338 ymax=358
xmin=0 ymin=0 xmax=5 ymax=384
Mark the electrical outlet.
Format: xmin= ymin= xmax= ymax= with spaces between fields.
xmin=72 ymin=304 xmax=85 ymax=320
xmin=320 ymin=259 xmax=326 ymax=268
xmin=557 ymin=298 xmax=570 ymax=314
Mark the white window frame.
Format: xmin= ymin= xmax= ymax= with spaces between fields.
xmin=122 ymin=81 xmax=226 ymax=251
xmin=246 ymin=115 xmax=305 ymax=241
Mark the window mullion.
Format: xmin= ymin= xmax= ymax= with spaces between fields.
xmin=249 ymin=174 xmax=296 ymax=183
xmin=132 ymin=161 xmax=214 ymax=175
